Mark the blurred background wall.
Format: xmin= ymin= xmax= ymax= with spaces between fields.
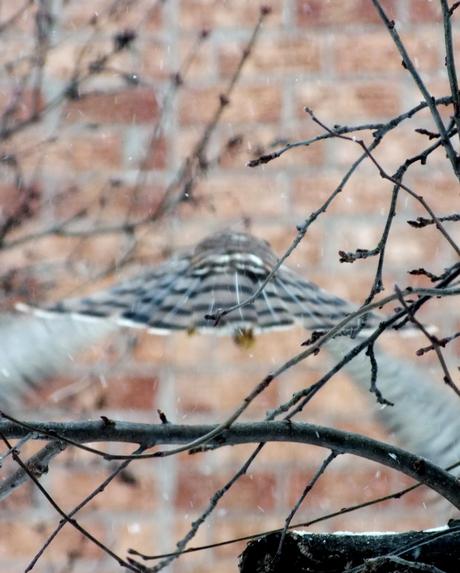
xmin=0 ymin=1 xmax=458 ymax=572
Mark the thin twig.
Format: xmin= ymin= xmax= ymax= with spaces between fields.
xmin=128 ymin=458 xmax=460 ymax=561
xmin=394 ymin=284 xmax=460 ymax=398
xmin=408 ymin=213 xmax=460 ymax=228
xmin=148 ymin=6 xmax=271 ymax=222
xmin=129 ymin=443 xmax=266 ymax=572
xmin=275 ymin=451 xmax=338 ymax=559
xmin=440 ymin=0 xmax=460 ymax=144
xmin=305 ymin=107 xmax=460 ymax=258
xmin=0 ymin=439 xmax=66 ymax=502
xmin=25 ymin=445 xmax=146 ymax=572
xmin=366 ymin=343 xmax=394 ymax=406
xmin=248 ymin=96 xmax=454 ymax=168
xmin=208 ymin=144 xmax=378 ymax=325
xmin=417 ymin=331 xmax=460 ymax=355
xmin=371 ymin=0 xmax=460 ymax=179
xmin=0 ymin=0 xmax=33 ymax=34
xmin=0 ymin=433 xmax=138 ymax=572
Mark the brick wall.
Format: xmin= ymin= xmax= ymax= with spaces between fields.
xmin=0 ymin=1 xmax=458 ymax=572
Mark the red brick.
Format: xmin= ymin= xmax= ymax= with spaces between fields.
xmin=0 ymin=3 xmax=34 ymax=32
xmin=174 ymin=366 xmax=279 ymax=417
xmin=176 ymin=124 xmax=299 ymax=173
xmin=143 ymin=136 xmax=168 ymax=169
xmin=384 ymin=222 xmax=445 ymax=269
xmin=113 ymin=520 xmax=161 ymax=559
xmin=179 ymin=172 xmax=290 ymax=222
xmin=0 ymin=480 xmax=34 ymax=510
xmin=50 ymin=466 xmax=157 ymax=511
xmin=240 ymin=125 xmax=326 ymax=169
xmin=158 ymin=331 xmax=219 ymax=369
xmin=178 ymin=84 xmax=282 ymax=125
xmin=138 ymin=40 xmax=171 ymax=81
xmin=314 ymin=268 xmax=379 ymax=307
xmin=98 ymin=374 xmax=159 ymax=410
xmin=175 ymin=464 xmax=221 ymax=510
xmin=219 ymin=472 xmax=277 ymax=511
xmin=22 ymin=372 xmax=99 ymax=412
xmin=0 ymin=519 xmax=105 ymax=560
xmin=408 ymin=0 xmax=442 ymax=22
xmin=0 ymin=184 xmax=22 ymax=219
xmin=129 ymin=231 xmax=177 ymax=269
xmin=284 ymin=372 xmax=384 ymax=424
xmin=380 ymin=129 xmax=448 ymax=170
xmin=113 ymin=182 xmax=167 ymax=215
xmin=175 ymin=465 xmax=277 ymax=511
xmin=378 ymin=331 xmax=435 ymax=363
xmin=61 ymin=0 xmax=121 ymax=28
xmin=0 ymin=126 xmax=49 ymax=175
xmin=0 ymin=521 xmax=38 ymax=561
xmin=425 ymin=78 xmax=452 ymax=102
xmin=210 ymin=327 xmax=306 ymax=372
xmin=64 ymin=87 xmax=158 ymax=124
xmin=333 ymin=31 xmax=440 ymax=75
xmin=62 ymin=0 xmax=163 ymax=31
xmin=130 ymin=331 xmax=173 ymax=364
xmin=179 ymin=0 xmax=283 ymax=29
xmin=219 ymin=36 xmax=321 ymax=77
xmin=249 ymin=222 xmax=324 ymax=269
xmin=0 ymin=37 xmax=34 ymax=75
xmin=70 ymin=332 xmax=124 ymax=366
xmin=163 ymin=224 xmax=223 ymax=254
xmin=296 ymin=81 xmax=401 ymax=122
xmin=407 ymin=170 xmax=460 ymax=213
xmin=287 ymin=460 xmax=417 ymax=509
xmin=0 ymin=88 xmax=44 ymax=124
xmin=297 ymin=0 xmax=396 ymax=26
xmin=173 ymin=124 xmax=207 ymax=160
xmin=178 ymin=37 xmax=216 ymax=82
xmin=292 ymin=172 xmax=395 ymax=216
xmin=332 ymin=127 xmax=448 ymax=172
xmin=329 ymin=219 xmax=385 ymax=257
xmin=46 ymin=38 xmax=137 ymax=83
xmin=45 ymin=128 xmax=122 ymax=171
xmin=48 ymin=175 xmax=166 ymax=222
xmin=34 ymin=233 xmax=125 ymax=276
xmin=400 ymin=32 xmax=442 ymax=72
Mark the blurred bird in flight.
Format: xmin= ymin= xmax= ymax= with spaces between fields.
xmin=1 ymin=230 xmax=458 ymax=483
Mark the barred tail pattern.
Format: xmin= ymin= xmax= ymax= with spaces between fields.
xmin=6 ymin=230 xmax=376 ymax=405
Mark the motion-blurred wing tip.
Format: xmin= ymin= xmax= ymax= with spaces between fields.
xmin=15 ymin=302 xmax=110 ymax=325
xmin=15 ymin=302 xmax=59 ymax=320
xmin=15 ymin=301 xmax=33 ymax=314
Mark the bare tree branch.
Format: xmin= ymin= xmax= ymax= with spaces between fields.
xmin=1 ymin=419 xmax=459 ymax=509
xmin=371 ymin=0 xmax=460 ymax=179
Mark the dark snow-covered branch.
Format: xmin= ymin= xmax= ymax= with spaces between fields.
xmin=1 ymin=418 xmax=459 ymax=509
xmin=239 ymin=526 xmax=460 ymax=573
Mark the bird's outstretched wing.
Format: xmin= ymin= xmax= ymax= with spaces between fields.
xmin=5 ymin=230 xmax=375 ymax=405
xmin=0 ymin=313 xmax=114 ymax=408
xmin=328 ymin=337 xmax=460 ymax=479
